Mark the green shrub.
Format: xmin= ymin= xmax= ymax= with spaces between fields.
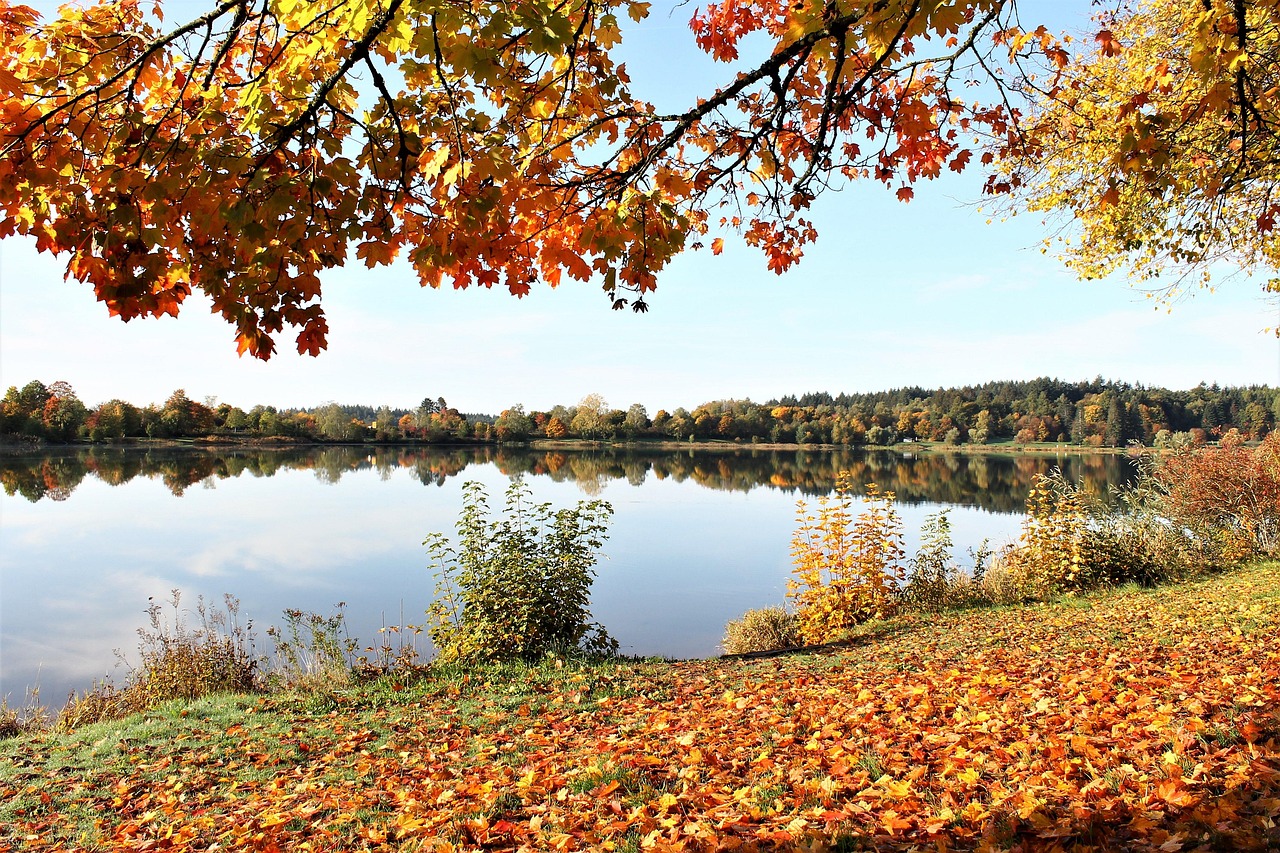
xmin=898 ymin=514 xmax=997 ymax=612
xmin=902 ymin=510 xmax=958 ymax=611
xmin=427 ymin=480 xmax=616 ymax=664
xmin=721 ymin=606 xmax=800 ymax=655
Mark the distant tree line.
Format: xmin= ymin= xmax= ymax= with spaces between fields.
xmin=1 ymin=377 xmax=1274 ymax=447
xmin=756 ymin=378 xmax=1276 ymax=448
xmin=0 ymin=384 xmax=488 ymax=444
xmin=495 ymin=381 xmax=1274 ymax=447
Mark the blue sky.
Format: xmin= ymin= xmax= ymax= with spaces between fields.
xmin=1 ymin=0 xmax=1276 ymax=414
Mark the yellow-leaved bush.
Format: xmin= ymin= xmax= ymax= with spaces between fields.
xmin=989 ymin=464 xmax=1248 ymax=603
xmin=994 ymin=473 xmax=1092 ymax=600
xmin=787 ymin=477 xmax=903 ymax=645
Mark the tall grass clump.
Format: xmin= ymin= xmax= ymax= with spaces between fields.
xmin=721 ymin=607 xmax=800 ymax=655
xmin=267 ymin=604 xmax=359 ymax=689
xmin=132 ymin=592 xmax=260 ymax=701
xmin=59 ymin=591 xmax=261 ymax=730
xmin=0 ymin=691 xmax=47 ymax=739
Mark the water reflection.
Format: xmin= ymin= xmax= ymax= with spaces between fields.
xmin=0 ymin=445 xmax=1132 ymax=511
xmin=1 ymin=445 xmax=1137 ymax=706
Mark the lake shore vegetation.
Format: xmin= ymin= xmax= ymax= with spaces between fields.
xmin=748 ymin=435 xmax=1279 ymax=658
xmin=2 ymin=560 xmax=1276 ymax=851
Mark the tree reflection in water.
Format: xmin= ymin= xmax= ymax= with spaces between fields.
xmin=1 ymin=445 xmax=1132 ymax=512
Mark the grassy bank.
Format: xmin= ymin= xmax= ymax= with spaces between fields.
xmin=3 ymin=563 xmax=1278 ymax=852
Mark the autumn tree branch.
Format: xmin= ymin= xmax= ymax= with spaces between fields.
xmin=1 ymin=0 xmax=249 ymax=157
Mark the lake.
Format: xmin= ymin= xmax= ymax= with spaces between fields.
xmin=0 ymin=445 xmax=1132 ymax=706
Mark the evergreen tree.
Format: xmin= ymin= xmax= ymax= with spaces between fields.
xmin=1201 ymin=398 xmax=1228 ymax=432
xmin=1124 ymin=402 xmax=1144 ymax=445
xmin=1103 ymin=396 xmax=1126 ymax=447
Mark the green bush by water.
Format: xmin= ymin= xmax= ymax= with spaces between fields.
xmin=426 ymin=480 xmax=617 ymax=664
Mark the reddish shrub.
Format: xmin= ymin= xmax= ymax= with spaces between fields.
xmin=1155 ymin=433 xmax=1280 ymax=556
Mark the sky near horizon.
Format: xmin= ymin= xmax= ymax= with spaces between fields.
xmin=1 ymin=1 xmax=1277 ymax=415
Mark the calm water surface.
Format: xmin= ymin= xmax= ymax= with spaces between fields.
xmin=0 ymin=446 xmax=1131 ymax=704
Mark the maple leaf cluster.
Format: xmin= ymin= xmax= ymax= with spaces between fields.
xmin=0 ymin=0 xmax=1076 ymax=357
xmin=0 ymin=0 xmax=686 ymax=357
xmin=3 ymin=0 xmax=1277 ymax=352
xmin=1000 ymin=0 xmax=1280 ymax=298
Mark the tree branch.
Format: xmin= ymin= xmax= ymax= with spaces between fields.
xmin=2 ymin=0 xmax=248 ymax=157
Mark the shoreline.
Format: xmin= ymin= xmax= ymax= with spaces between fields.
xmin=4 ymin=561 xmax=1276 ymax=851
xmin=0 ymin=435 xmax=1146 ymax=455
